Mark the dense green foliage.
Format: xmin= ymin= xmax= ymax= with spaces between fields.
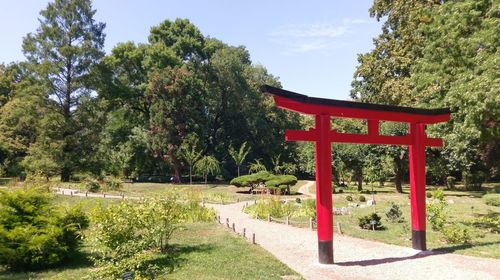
xmin=230 ymin=172 xmax=297 ymax=194
xmin=0 ymin=187 xmax=88 ymax=271
xmin=358 ymin=213 xmax=384 ymax=230
xmin=0 ymin=0 xmax=497 ymax=191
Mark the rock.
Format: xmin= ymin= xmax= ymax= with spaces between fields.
xmin=447 ymin=199 xmax=455 ymax=204
xmin=367 ymin=199 xmax=376 ymax=206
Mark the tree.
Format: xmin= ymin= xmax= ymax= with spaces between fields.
xmin=22 ymin=0 xmax=105 ymax=181
xmin=180 ymin=135 xmax=202 ymax=184
xmin=147 ymin=66 xmax=206 ymax=183
xmin=194 ymin=155 xmax=220 ymax=184
xmin=228 ymin=142 xmax=251 ymax=177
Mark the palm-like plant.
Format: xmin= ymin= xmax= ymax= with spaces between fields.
xmin=228 ymin=142 xmax=251 ymax=177
xmin=180 ymin=143 xmax=202 ymax=184
xmin=248 ymin=159 xmax=267 ymax=174
xmin=195 ymin=156 xmax=220 ymax=184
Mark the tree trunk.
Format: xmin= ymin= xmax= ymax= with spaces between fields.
xmin=61 ymin=167 xmax=71 ymax=182
xmin=189 ymin=167 xmax=192 ymax=184
xmin=393 ymin=157 xmax=404 ymax=193
xmin=355 ymin=167 xmax=363 ymax=191
xmin=205 ymin=174 xmax=208 ymax=184
xmin=237 ymin=166 xmax=240 ymax=177
xmin=173 ymin=164 xmax=182 ymax=183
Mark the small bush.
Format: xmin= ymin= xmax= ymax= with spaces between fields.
xmin=427 ymin=189 xmax=447 ymax=230
xmin=426 ymin=192 xmax=432 ymax=198
xmin=385 ymin=202 xmax=404 ymax=223
xmin=338 ymin=189 xmax=344 ymax=193
xmin=440 ymin=225 xmax=471 ymax=244
xmin=299 ymin=199 xmax=316 ymax=218
xmin=295 ymin=197 xmax=301 ymax=203
xmin=105 ymin=177 xmax=123 ymax=191
xmin=483 ymin=193 xmax=500 ymax=207
xmin=473 ymin=212 xmax=499 ymax=233
xmin=85 ymin=180 xmax=101 ymax=192
xmin=358 ymin=195 xmax=366 ymax=202
xmin=446 ymin=176 xmax=456 ymax=189
xmin=346 ymin=195 xmax=353 ymax=202
xmin=358 ymin=213 xmax=384 ymax=230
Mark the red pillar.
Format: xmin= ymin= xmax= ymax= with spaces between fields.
xmin=409 ymin=123 xmax=427 ymax=250
xmin=314 ymin=114 xmax=334 ymax=263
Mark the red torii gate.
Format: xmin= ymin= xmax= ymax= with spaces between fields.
xmin=261 ymin=85 xmax=451 ymax=264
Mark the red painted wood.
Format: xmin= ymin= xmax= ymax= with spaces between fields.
xmin=314 ymin=115 xmax=333 ymax=244
xmin=274 ymin=96 xmax=450 ymax=124
xmin=409 ymin=123 xmax=427 ymax=231
xmin=285 ymin=129 xmax=444 ymax=147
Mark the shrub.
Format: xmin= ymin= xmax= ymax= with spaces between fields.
xmin=473 ymin=212 xmax=500 ymax=233
xmin=358 ymin=195 xmax=366 ymax=202
xmin=338 ymin=189 xmax=344 ymax=193
xmin=105 ymin=177 xmax=122 ymax=191
xmin=446 ymin=176 xmax=456 ymax=189
xmin=440 ymin=225 xmax=471 ymax=244
xmin=426 ymin=192 xmax=432 ymax=198
xmin=244 ymin=198 xmax=297 ymax=219
xmin=85 ymin=180 xmax=101 ymax=192
xmin=295 ymin=197 xmax=301 ymax=203
xmin=358 ymin=213 xmax=384 ymax=230
xmin=426 ymin=189 xmax=447 ymax=230
xmin=385 ymin=202 xmax=404 ymax=223
xmin=0 ymin=187 xmax=88 ymax=271
xmin=483 ymin=193 xmax=500 ymax=207
xmin=346 ymin=195 xmax=353 ymax=202
xmin=299 ymin=199 xmax=316 ymax=218
xmin=462 ymin=170 xmax=484 ymax=190
xmin=88 ymin=195 xmax=214 ymax=279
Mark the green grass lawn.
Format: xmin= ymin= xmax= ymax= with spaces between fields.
xmin=302 ymin=181 xmax=500 ymax=259
xmin=0 ymin=221 xmax=301 ymax=280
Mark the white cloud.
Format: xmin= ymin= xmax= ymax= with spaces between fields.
xmin=270 ymin=18 xmax=366 ymax=55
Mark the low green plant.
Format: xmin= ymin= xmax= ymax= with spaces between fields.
xmin=346 ymin=195 xmax=353 ymax=202
xmin=84 ymin=180 xmax=101 ymax=192
xmin=244 ymin=198 xmax=297 ymax=219
xmin=88 ymin=195 xmax=215 ymax=279
xmin=440 ymin=225 xmax=471 ymax=244
xmin=0 ymin=186 xmax=88 ymax=271
xmin=427 ymin=188 xmax=447 ymax=230
xmin=359 ymin=195 xmax=366 ymax=202
xmin=385 ymin=202 xmax=404 ymax=223
xmin=482 ymin=193 xmax=500 ymax=207
xmin=105 ymin=177 xmax=123 ymax=191
xmin=472 ymin=212 xmax=500 ymax=233
xmin=299 ymin=199 xmax=316 ymax=218
xmin=358 ymin=213 xmax=384 ymax=230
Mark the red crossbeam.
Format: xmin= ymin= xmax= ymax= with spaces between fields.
xmin=275 ymin=97 xmax=450 ymax=124
xmin=285 ymin=129 xmax=443 ymax=147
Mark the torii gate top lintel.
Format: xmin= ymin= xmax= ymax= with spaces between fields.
xmin=261 ymin=85 xmax=451 ymax=124
xmin=261 ymin=84 xmax=451 ymax=265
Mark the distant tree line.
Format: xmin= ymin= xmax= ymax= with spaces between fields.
xmin=0 ymin=0 xmax=497 ymax=189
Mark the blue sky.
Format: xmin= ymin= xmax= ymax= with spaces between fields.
xmin=0 ymin=0 xmax=383 ymax=100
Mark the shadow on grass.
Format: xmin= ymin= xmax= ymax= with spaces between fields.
xmin=432 ymin=241 xmax=500 ymax=254
xmin=163 ymin=243 xmax=215 ymax=272
xmin=335 ymin=251 xmax=445 ymax=267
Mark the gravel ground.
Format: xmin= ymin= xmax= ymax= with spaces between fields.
xmin=209 ymin=198 xmax=500 ymax=280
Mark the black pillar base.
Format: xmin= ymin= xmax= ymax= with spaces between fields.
xmin=412 ymin=230 xmax=426 ymax=251
xmin=318 ymin=240 xmax=334 ymax=264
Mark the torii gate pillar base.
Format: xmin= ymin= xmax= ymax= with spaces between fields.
xmin=318 ymin=240 xmax=334 ymax=264
xmin=412 ymin=230 xmax=426 ymax=251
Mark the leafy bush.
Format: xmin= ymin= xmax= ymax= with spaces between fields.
xmin=426 ymin=192 xmax=432 ymax=198
xmin=244 ymin=198 xmax=297 ymax=219
xmin=462 ymin=170 xmax=484 ymax=190
xmin=385 ymin=202 xmax=404 ymax=223
xmin=446 ymin=176 xmax=456 ymax=189
xmin=358 ymin=195 xmax=366 ymax=202
xmin=105 ymin=177 xmax=122 ymax=191
xmin=88 ymin=195 xmax=215 ymax=279
xmin=483 ymin=193 xmax=500 ymax=207
xmin=427 ymin=189 xmax=447 ymax=230
xmin=440 ymin=225 xmax=471 ymax=244
xmin=346 ymin=195 xmax=353 ymax=202
xmin=85 ymin=180 xmax=101 ymax=192
xmin=299 ymin=199 xmax=316 ymax=218
xmin=358 ymin=213 xmax=384 ymax=230
xmin=266 ymin=175 xmax=297 ymax=195
xmin=0 ymin=187 xmax=88 ymax=271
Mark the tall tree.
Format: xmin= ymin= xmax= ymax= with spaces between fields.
xmin=22 ymin=0 xmax=105 ymax=181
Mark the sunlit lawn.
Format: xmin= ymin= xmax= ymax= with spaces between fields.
xmin=305 ymin=181 xmax=500 ymax=259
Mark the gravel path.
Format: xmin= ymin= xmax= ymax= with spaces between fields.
xmin=210 ymin=201 xmax=500 ymax=280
